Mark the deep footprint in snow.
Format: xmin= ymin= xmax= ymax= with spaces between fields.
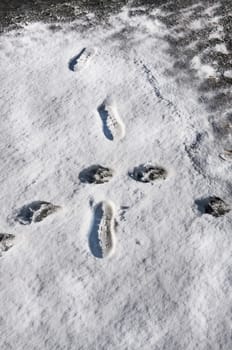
xmin=98 ymin=98 xmax=125 ymax=141
xmin=68 ymin=47 xmax=96 ymax=72
xmin=89 ymin=201 xmax=116 ymax=259
xmin=0 ymin=233 xmax=15 ymax=256
xmin=129 ymin=164 xmax=167 ymax=183
xmin=195 ymin=196 xmax=231 ymax=217
xmin=79 ymin=165 xmax=113 ymax=184
xmin=14 ymin=201 xmax=61 ymax=225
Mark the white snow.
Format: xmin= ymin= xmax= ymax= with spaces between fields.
xmin=0 ymin=7 xmax=231 ymax=350
xmin=215 ymin=43 xmax=228 ymax=54
xmin=203 ymin=3 xmax=220 ymax=17
xmin=224 ymin=70 xmax=232 ymax=79
xmin=189 ymin=18 xmax=206 ymax=31
xmin=191 ymin=55 xmax=216 ymax=79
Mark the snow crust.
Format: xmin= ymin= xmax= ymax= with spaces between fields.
xmin=0 ymin=7 xmax=231 ymax=350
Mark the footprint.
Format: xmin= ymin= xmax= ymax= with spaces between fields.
xmin=89 ymin=201 xmax=116 ymax=259
xmin=195 ymin=196 xmax=230 ymax=217
xmin=97 ymin=98 xmax=125 ymax=141
xmin=69 ymin=47 xmax=96 ymax=72
xmin=0 ymin=233 xmax=15 ymax=256
xmin=129 ymin=164 xmax=167 ymax=183
xmin=219 ymin=149 xmax=232 ymax=161
xmin=14 ymin=201 xmax=61 ymax=225
xmin=79 ymin=165 xmax=113 ymax=184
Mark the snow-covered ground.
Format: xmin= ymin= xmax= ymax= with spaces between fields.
xmin=0 ymin=5 xmax=232 ymax=350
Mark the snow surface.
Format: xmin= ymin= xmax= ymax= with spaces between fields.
xmin=0 ymin=7 xmax=232 ymax=350
xmin=224 ymin=70 xmax=232 ymax=79
xmin=191 ymin=55 xmax=216 ymax=80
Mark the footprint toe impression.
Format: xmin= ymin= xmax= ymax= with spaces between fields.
xmin=89 ymin=201 xmax=116 ymax=259
xmin=98 ymin=98 xmax=125 ymax=141
xmin=79 ymin=165 xmax=113 ymax=184
xmin=0 ymin=233 xmax=15 ymax=256
xmin=130 ymin=164 xmax=167 ymax=183
xmin=14 ymin=201 xmax=61 ymax=225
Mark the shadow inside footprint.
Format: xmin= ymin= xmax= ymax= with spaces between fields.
xmin=15 ymin=201 xmax=60 ymax=225
xmin=195 ymin=196 xmax=230 ymax=217
xmin=79 ymin=165 xmax=113 ymax=184
xmin=89 ymin=202 xmax=114 ymax=259
xmin=97 ymin=103 xmax=113 ymax=141
xmin=68 ymin=48 xmax=86 ymax=71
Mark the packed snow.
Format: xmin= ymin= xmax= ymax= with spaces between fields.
xmin=0 ymin=6 xmax=231 ymax=350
